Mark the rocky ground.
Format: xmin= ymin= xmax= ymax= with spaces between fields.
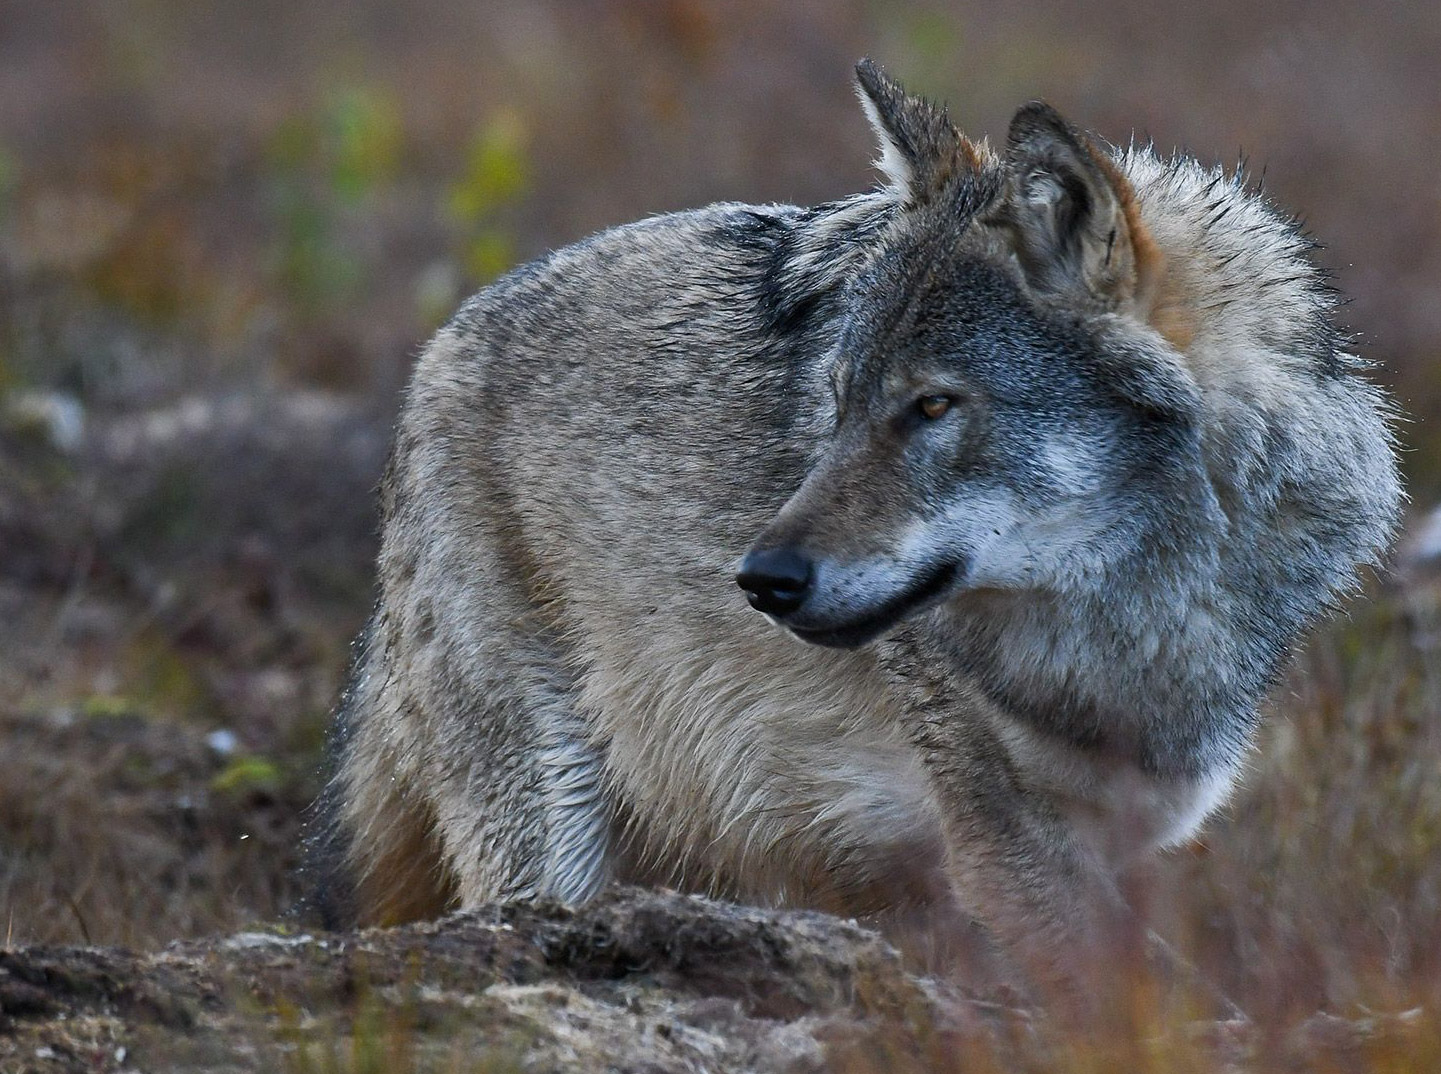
xmin=5 ymin=890 xmax=963 ymax=1074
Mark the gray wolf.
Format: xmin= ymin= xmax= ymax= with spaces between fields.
xmin=304 ymin=61 xmax=1400 ymax=987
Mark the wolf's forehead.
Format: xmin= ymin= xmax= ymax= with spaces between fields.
xmin=838 ymin=249 xmax=1042 ymax=385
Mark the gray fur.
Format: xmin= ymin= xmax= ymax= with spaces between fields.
xmin=307 ymin=63 xmax=1401 ymax=982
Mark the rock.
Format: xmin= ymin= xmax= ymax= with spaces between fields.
xmin=1 ymin=391 xmax=86 ymax=454
xmin=0 ymin=889 xmax=1007 ymax=1074
xmin=1402 ymin=503 xmax=1441 ymax=573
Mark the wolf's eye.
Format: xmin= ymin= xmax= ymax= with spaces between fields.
xmin=916 ymin=394 xmax=953 ymax=421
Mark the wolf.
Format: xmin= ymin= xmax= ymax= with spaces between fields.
xmin=305 ymin=61 xmax=1400 ymax=986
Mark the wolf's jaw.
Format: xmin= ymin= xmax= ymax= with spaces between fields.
xmin=788 ymin=560 xmax=961 ymax=649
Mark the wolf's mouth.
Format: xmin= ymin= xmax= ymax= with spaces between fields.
xmin=789 ymin=561 xmax=961 ymax=649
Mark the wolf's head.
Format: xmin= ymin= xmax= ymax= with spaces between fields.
xmin=738 ymin=61 xmax=1213 ymax=648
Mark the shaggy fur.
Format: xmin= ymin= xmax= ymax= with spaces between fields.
xmin=304 ymin=61 xmax=1400 ymax=987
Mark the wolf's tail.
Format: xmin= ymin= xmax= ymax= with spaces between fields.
xmin=292 ymin=612 xmax=457 ymax=928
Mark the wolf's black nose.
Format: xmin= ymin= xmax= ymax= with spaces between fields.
xmin=736 ymin=548 xmax=813 ymax=616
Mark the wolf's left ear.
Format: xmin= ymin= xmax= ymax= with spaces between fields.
xmin=997 ymin=102 xmax=1160 ymax=314
xmin=855 ymin=59 xmax=977 ymax=206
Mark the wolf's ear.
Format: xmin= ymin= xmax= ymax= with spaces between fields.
xmin=997 ymin=102 xmax=1160 ymax=313
xmin=855 ymin=59 xmax=976 ymax=206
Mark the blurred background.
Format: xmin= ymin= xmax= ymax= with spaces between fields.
xmin=2 ymin=0 xmax=1439 ymax=1026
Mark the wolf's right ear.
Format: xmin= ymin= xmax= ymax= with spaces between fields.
xmin=854 ymin=59 xmax=977 ymax=206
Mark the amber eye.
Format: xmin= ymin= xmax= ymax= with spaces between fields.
xmin=917 ymin=394 xmax=953 ymax=421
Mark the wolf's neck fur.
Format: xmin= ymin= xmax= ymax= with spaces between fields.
xmin=933 ymin=563 xmax=1258 ymax=780
xmin=939 ymin=151 xmax=1396 ymax=779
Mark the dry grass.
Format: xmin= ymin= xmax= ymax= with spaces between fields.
xmin=0 ymin=701 xmax=312 ymax=949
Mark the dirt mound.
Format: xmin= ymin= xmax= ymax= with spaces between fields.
xmin=0 ymin=889 xmax=984 ymax=1073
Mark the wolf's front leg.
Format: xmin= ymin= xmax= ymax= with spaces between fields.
xmin=886 ymin=709 xmax=1146 ymax=1010
xmin=915 ymin=716 xmax=1239 ymax=1023
xmin=928 ymin=756 xmax=1143 ymax=1008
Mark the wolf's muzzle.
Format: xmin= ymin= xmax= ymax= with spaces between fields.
xmin=736 ymin=547 xmax=813 ymax=616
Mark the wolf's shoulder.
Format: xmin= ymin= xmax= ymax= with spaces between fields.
xmin=448 ymin=203 xmax=798 ymax=320
xmin=439 ymin=193 xmax=895 ymax=353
